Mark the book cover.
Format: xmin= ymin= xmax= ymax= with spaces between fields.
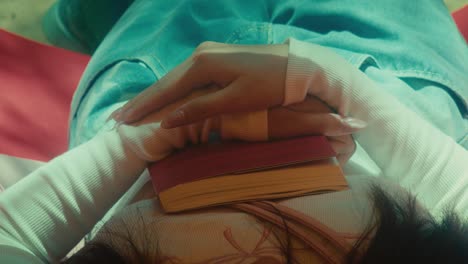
xmin=149 ymin=135 xmax=336 ymax=193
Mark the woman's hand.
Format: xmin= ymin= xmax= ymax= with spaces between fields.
xmin=268 ymin=96 xmax=362 ymax=165
xmin=112 ymin=42 xmax=365 ymax=165
xmin=117 ymin=88 xmax=363 ymax=165
xmin=112 ymin=41 xmax=289 ymax=128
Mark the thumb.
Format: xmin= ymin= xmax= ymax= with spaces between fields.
xmin=268 ymin=109 xmax=367 ymax=139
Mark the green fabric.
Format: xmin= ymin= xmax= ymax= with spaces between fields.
xmin=43 ymin=0 xmax=134 ymax=54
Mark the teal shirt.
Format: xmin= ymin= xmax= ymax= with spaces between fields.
xmin=69 ymin=0 xmax=468 ymax=148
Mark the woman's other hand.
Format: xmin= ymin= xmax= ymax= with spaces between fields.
xmin=113 ymin=42 xmax=366 ymax=165
xmin=268 ymin=96 xmax=365 ymax=165
xmin=117 ymin=88 xmax=364 ymax=165
xmin=112 ymin=41 xmax=289 ymax=128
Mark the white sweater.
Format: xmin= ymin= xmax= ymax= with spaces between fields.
xmin=0 ymin=38 xmax=467 ymax=263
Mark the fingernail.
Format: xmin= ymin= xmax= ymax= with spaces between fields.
xmin=342 ymin=117 xmax=367 ymax=129
xmin=119 ymin=108 xmax=136 ymax=123
xmin=162 ymin=110 xmax=185 ymax=129
xmin=106 ymin=108 xmax=122 ymax=122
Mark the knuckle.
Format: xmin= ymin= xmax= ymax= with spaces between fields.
xmin=194 ymin=41 xmax=218 ymax=57
xmin=192 ymin=49 xmax=211 ymax=64
xmin=193 ymin=41 xmax=227 ymax=62
xmin=197 ymin=41 xmax=218 ymax=50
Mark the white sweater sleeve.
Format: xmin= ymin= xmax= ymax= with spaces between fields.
xmin=283 ymin=38 xmax=468 ymax=216
xmin=0 ymin=130 xmax=147 ymax=263
xmin=0 ymin=93 xmax=267 ymax=263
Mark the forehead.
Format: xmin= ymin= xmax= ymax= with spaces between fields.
xmin=95 ymin=198 xmax=349 ymax=263
xmin=96 ymin=200 xmax=285 ymax=262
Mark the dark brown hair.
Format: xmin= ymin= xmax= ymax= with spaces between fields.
xmin=62 ymin=185 xmax=468 ymax=263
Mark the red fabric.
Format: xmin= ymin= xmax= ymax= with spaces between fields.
xmin=0 ymin=29 xmax=90 ymax=162
xmin=453 ymin=5 xmax=468 ymax=42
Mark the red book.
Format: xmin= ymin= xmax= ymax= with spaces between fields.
xmin=150 ymin=135 xmax=335 ymax=193
xmin=148 ymin=135 xmax=347 ymax=212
